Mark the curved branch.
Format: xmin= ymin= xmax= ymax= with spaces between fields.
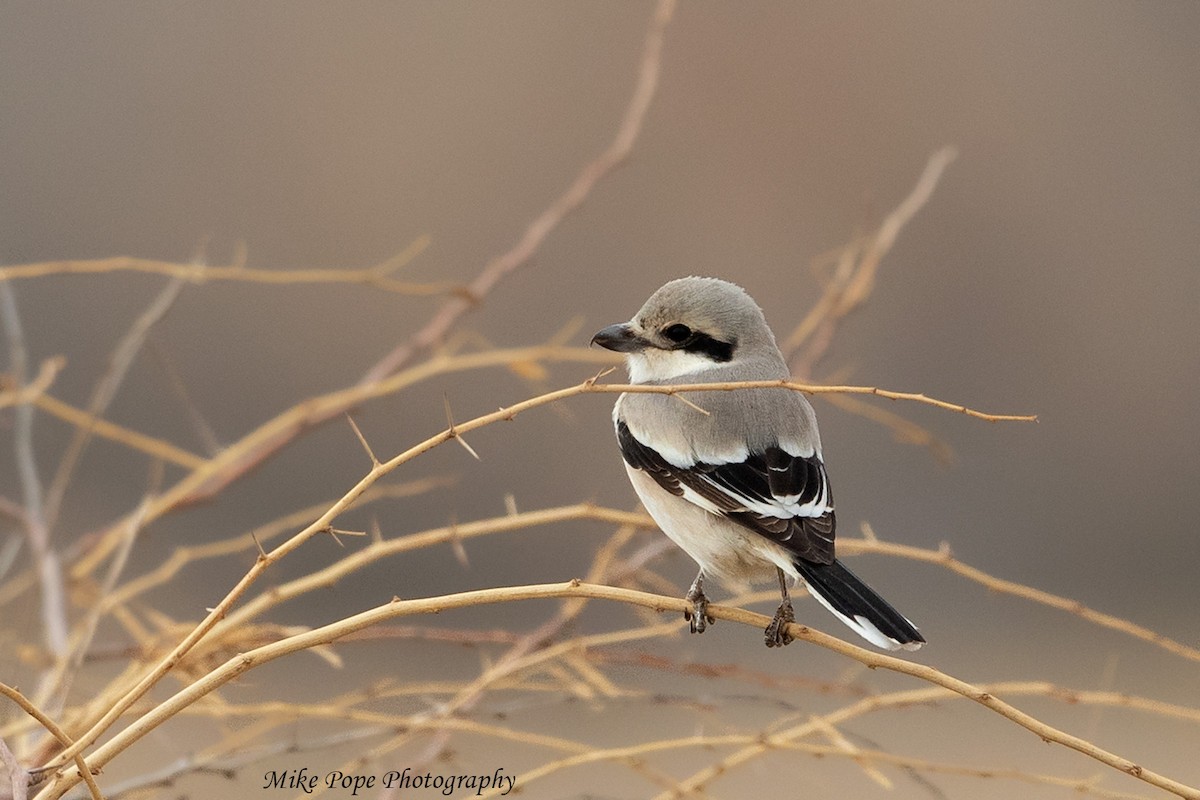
xmin=35 ymin=583 xmax=1200 ymax=800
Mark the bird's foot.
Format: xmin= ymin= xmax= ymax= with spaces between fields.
xmin=684 ymin=585 xmax=714 ymax=634
xmin=765 ymin=600 xmax=795 ymax=647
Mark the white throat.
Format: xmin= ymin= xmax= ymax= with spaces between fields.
xmin=626 ymin=348 xmax=725 ymax=384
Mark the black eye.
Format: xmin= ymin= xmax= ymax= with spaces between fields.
xmin=662 ymin=323 xmax=692 ymax=343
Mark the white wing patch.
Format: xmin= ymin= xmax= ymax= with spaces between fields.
xmin=678 ymin=484 xmax=725 ymax=515
xmin=691 ymin=457 xmax=832 ymax=521
xmin=704 ymin=475 xmax=830 ymax=520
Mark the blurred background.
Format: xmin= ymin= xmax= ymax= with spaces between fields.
xmin=1 ymin=3 xmax=1198 ymax=798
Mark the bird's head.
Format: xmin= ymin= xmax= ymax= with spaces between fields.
xmin=591 ymin=276 xmax=778 ymax=383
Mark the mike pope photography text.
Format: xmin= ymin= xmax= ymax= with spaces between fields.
xmin=263 ymin=766 xmax=516 ymax=796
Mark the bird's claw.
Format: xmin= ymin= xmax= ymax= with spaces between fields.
xmin=684 ymin=588 xmax=714 ymax=634
xmin=765 ymin=601 xmax=795 ymax=647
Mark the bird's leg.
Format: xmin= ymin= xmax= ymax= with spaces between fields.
xmin=765 ymin=567 xmax=796 ymax=647
xmin=684 ymin=571 xmax=714 ymax=634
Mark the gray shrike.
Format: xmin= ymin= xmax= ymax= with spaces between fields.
xmin=592 ymin=276 xmax=924 ymax=651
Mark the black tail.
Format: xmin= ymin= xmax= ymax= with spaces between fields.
xmin=794 ymin=559 xmax=925 ymax=651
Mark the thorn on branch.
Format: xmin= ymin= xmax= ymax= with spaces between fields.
xmin=443 ymin=395 xmax=481 ymax=460
xmin=345 ymin=414 xmax=380 ymax=467
xmin=585 ymin=366 xmax=617 ymax=388
xmin=670 ymin=392 xmax=711 ymax=416
xmin=326 ymin=528 xmax=366 ymax=548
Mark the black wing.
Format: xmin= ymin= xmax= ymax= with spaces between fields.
xmin=617 ymin=420 xmax=836 ymax=564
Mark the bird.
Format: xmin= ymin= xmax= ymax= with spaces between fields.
xmin=591 ymin=276 xmax=924 ymax=651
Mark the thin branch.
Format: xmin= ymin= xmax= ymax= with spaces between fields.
xmin=344 ymin=414 xmax=380 ymax=467
xmin=30 ymin=393 xmax=205 ymax=469
xmin=212 ymin=504 xmax=649 ymax=633
xmin=359 ymin=0 xmax=676 ymax=384
xmin=839 ymin=535 xmax=1200 ymax=664
xmin=0 ymin=235 xmax=437 ymax=294
xmin=98 ymin=478 xmax=453 ymax=612
xmin=43 ymin=274 xmax=187 ymax=535
xmin=146 ymin=336 xmax=223 ymax=456
xmin=0 ymin=285 xmax=67 ymax=657
xmin=35 ymin=496 xmax=154 ymax=717
xmin=783 ymin=146 xmax=959 ymax=375
xmin=594 ymin=379 xmax=1037 ymax=423
xmin=443 ymin=395 xmax=481 ymax=460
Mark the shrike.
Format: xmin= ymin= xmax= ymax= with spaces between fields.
xmin=592 ymin=276 xmax=924 ymax=651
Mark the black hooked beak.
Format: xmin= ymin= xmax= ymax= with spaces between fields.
xmin=590 ymin=323 xmax=647 ymax=353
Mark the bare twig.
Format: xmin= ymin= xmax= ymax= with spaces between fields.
xmin=97 ymin=479 xmax=453 ymax=613
xmin=360 ymin=0 xmax=676 ymax=384
xmin=34 ymin=497 xmax=154 ymax=719
xmin=43 ymin=274 xmax=186 ymax=535
xmin=839 ymin=535 xmax=1200 ymax=664
xmin=29 ymin=393 xmax=205 ymax=469
xmin=593 ymin=379 xmax=1037 ymax=423
xmin=655 ymin=676 xmax=1198 ymax=800
xmin=211 ymin=504 xmax=650 ymax=633
xmin=0 ymin=235 xmax=435 ymax=294
xmin=146 ymin=336 xmax=222 ymax=456
xmin=344 ymin=414 xmax=380 ymax=467
xmin=783 ymin=147 xmax=958 ymax=375
xmin=0 ymin=285 xmax=67 ymax=657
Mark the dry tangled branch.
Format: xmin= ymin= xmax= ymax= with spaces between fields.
xmin=18 ymin=578 xmax=1200 ymax=799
